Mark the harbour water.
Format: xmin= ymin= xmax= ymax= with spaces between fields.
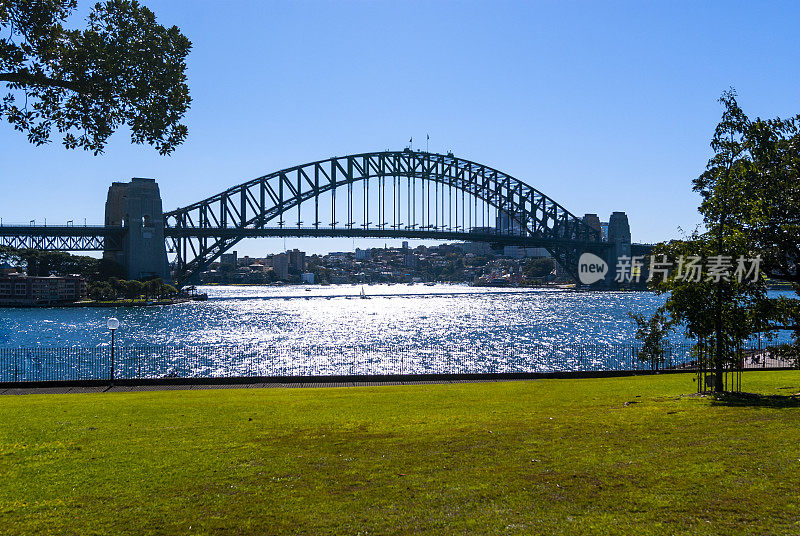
xmin=1 ymin=284 xmax=671 ymax=349
xmin=0 ymin=285 xmax=791 ymax=380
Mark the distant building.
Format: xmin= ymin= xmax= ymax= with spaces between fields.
xmin=0 ymin=274 xmax=87 ymax=306
xmin=463 ymin=241 xmax=494 ymax=255
xmin=301 ymin=272 xmax=315 ymax=284
xmin=329 ymin=269 xmax=350 ymax=284
xmin=495 ymin=209 xmax=527 ymax=235
xmin=220 ymin=251 xmax=238 ymax=267
xmin=526 ymin=247 xmax=550 ymax=258
xmin=287 ymin=249 xmax=306 ymax=271
xmin=325 ymin=252 xmax=350 ymax=266
xmin=402 ymin=241 xmax=409 ymax=250
xmin=355 ymin=248 xmax=371 ymax=261
xmin=272 ymin=253 xmax=289 ymax=280
xmin=502 ymin=246 xmax=551 ymax=259
xmin=403 ymin=253 xmax=418 ymax=268
xmin=468 ymin=226 xmax=498 ymax=254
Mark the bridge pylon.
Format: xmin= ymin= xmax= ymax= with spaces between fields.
xmin=576 ymin=211 xmax=643 ymax=288
xmin=605 ymin=211 xmax=632 ymax=285
xmin=104 ymin=178 xmax=170 ymax=281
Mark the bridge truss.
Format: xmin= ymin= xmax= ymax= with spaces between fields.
xmin=165 ymin=150 xmax=604 ymax=286
xmin=0 ymin=226 xmax=123 ymax=252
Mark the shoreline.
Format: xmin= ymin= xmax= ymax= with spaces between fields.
xmin=0 ymin=296 xmax=203 ymax=309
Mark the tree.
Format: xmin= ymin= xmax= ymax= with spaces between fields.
xmin=694 ymin=90 xmax=754 ymax=390
xmin=649 ymin=91 xmax=796 ymax=391
xmin=628 ymin=309 xmax=674 ymax=371
xmin=0 ymin=0 xmax=191 ymax=154
xmin=160 ymin=282 xmax=177 ymax=297
xmin=523 ymin=257 xmax=555 ymax=279
xmin=466 ymin=255 xmax=491 ymax=267
xmin=2 ymin=247 xmax=127 ymax=282
xmin=106 ymin=276 xmax=122 ymax=298
xmin=88 ymin=280 xmax=113 ymax=301
xmin=9 ymin=248 xmax=104 ymax=278
xmin=123 ymin=279 xmax=143 ymax=300
xmin=97 ymin=257 xmax=125 ymax=280
xmin=88 ymin=280 xmax=104 ymax=301
xmin=0 ymin=245 xmax=18 ymax=265
xmin=143 ymin=277 xmax=161 ymax=299
xmin=691 ymin=91 xmax=800 ymax=364
xmin=306 ymin=259 xmax=330 ymax=285
xmin=701 ymin=100 xmax=800 ymax=287
xmin=653 ymin=237 xmax=773 ymax=390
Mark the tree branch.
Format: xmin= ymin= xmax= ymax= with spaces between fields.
xmin=0 ymin=70 xmax=87 ymax=94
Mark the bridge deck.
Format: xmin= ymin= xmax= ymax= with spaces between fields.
xmin=163 ymin=226 xmax=610 ymax=249
xmin=0 ymin=225 xmax=124 ymax=251
xmin=0 ymin=225 xmax=651 ymax=254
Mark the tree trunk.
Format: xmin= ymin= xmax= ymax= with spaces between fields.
xmin=714 ymin=213 xmax=726 ymax=393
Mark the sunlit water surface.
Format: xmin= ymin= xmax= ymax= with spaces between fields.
xmin=2 ymin=286 xmax=791 ymax=379
xmin=1 ymin=284 xmax=672 ymax=349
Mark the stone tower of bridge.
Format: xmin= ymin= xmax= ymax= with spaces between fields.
xmin=575 ymin=211 xmax=632 ymax=287
xmin=582 ymin=213 xmax=602 ymax=234
xmin=104 ymin=178 xmax=170 ymax=281
xmin=606 ymin=211 xmax=631 ymax=283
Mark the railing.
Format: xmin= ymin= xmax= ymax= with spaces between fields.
xmin=0 ymin=343 xmax=795 ymax=383
xmin=0 ymin=222 xmax=106 ymax=227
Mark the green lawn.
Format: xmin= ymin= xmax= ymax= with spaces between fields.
xmin=2 ymin=373 xmax=800 ymax=535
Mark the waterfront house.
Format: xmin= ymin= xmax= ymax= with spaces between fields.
xmin=0 ymin=274 xmax=87 ymax=306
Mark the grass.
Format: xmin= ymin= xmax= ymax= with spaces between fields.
xmin=2 ymin=373 xmax=800 ymax=535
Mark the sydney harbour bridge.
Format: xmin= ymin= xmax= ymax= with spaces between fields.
xmin=0 ymin=150 xmax=649 ymax=287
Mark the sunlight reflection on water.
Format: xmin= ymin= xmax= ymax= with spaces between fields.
xmin=1 ymin=284 xmax=671 ymax=348
xmin=3 ymin=285 xmax=793 ymax=379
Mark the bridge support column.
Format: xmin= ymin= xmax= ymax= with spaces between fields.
xmin=104 ymin=178 xmax=169 ymax=281
xmin=605 ymin=211 xmax=631 ymax=286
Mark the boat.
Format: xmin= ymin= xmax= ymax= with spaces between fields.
xmin=360 ymin=286 xmax=370 ymax=299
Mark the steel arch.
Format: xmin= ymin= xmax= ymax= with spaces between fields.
xmin=164 ymin=150 xmax=602 ymax=285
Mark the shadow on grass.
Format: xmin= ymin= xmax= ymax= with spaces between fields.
xmin=710 ymin=392 xmax=800 ymax=408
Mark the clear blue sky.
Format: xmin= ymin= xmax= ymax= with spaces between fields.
xmin=1 ymin=1 xmax=798 ymax=256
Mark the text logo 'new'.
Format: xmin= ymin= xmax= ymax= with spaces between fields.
xmin=578 ymin=253 xmax=608 ymax=285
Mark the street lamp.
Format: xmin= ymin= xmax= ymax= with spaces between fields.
xmin=107 ymin=317 xmax=119 ymax=385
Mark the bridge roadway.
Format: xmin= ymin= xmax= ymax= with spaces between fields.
xmin=1 ymin=224 xmax=605 ymax=250
xmin=0 ymin=225 xmax=124 ymax=251
xmin=0 ymin=223 xmax=651 ymax=267
xmin=164 ymin=226 xmax=608 ymax=250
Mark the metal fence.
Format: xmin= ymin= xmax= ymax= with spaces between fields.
xmin=0 ymin=343 xmax=795 ymax=383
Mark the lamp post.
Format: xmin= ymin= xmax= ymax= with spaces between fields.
xmin=107 ymin=317 xmax=119 ymax=385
